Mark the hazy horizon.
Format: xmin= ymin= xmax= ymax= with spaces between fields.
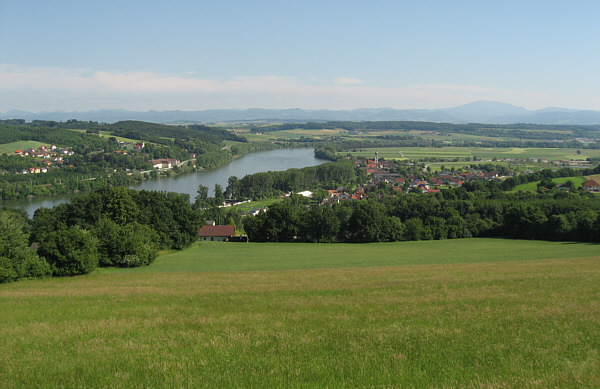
xmin=1 ymin=1 xmax=599 ymax=113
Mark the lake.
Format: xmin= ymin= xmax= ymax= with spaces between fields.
xmin=0 ymin=148 xmax=327 ymax=216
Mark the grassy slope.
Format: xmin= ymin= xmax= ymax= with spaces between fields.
xmin=1 ymin=238 xmax=600 ymax=388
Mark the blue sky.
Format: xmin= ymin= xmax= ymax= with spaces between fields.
xmin=1 ymin=0 xmax=599 ymax=112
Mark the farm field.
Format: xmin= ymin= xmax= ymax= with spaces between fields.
xmin=2 ymin=239 xmax=600 ymax=388
xmin=346 ymin=146 xmax=600 ymax=162
xmin=0 ymin=140 xmax=48 ymax=154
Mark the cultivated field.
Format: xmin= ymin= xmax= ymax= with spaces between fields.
xmin=347 ymin=147 xmax=600 ymax=162
xmin=1 ymin=239 xmax=599 ymax=388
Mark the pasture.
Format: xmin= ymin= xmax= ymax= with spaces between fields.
xmin=1 ymin=239 xmax=599 ymax=388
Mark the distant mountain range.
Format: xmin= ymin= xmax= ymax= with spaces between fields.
xmin=2 ymin=101 xmax=600 ymax=125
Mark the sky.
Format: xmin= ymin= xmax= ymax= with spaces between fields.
xmin=1 ymin=0 xmax=599 ymax=112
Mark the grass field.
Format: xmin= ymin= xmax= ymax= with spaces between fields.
xmin=97 ymin=130 xmax=141 ymax=143
xmin=513 ymin=176 xmax=588 ymax=192
xmin=0 ymin=141 xmax=48 ymax=154
xmin=1 ymin=238 xmax=599 ymax=388
xmin=229 ymin=198 xmax=281 ymax=213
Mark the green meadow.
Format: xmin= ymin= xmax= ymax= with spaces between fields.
xmin=227 ymin=198 xmax=281 ymax=213
xmin=513 ymin=176 xmax=588 ymax=192
xmin=2 ymin=238 xmax=600 ymax=388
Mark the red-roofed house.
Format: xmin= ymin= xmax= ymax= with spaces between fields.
xmin=582 ymin=179 xmax=600 ymax=193
xmin=198 ymin=225 xmax=235 ymax=241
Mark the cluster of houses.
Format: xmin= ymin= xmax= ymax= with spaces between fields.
xmin=15 ymin=144 xmax=74 ymax=159
xmin=333 ymin=157 xmax=600 ymax=198
xmin=13 ymin=145 xmax=75 ymax=174
xmin=356 ymin=157 xmax=506 ymax=194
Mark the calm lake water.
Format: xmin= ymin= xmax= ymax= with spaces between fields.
xmin=1 ymin=148 xmax=327 ymax=216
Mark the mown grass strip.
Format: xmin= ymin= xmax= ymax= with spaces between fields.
xmin=97 ymin=238 xmax=600 ymax=274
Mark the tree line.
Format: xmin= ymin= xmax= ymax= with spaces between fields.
xmin=243 ymin=186 xmax=600 ymax=244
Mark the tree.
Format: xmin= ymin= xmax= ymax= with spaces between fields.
xmin=312 ymin=188 xmax=330 ymax=204
xmin=261 ymin=201 xmax=300 ymax=242
xmin=299 ymin=206 xmax=340 ymax=243
xmin=195 ymin=184 xmax=209 ymax=208
xmin=346 ymin=201 xmax=400 ymax=243
xmin=117 ymin=223 xmax=158 ymax=267
xmin=538 ymin=177 xmax=556 ymax=190
xmin=404 ymin=218 xmax=424 ymax=241
xmin=225 ymin=176 xmax=240 ymax=199
xmin=214 ymin=184 xmax=224 ymax=206
xmin=242 ymin=211 xmax=266 ymax=242
xmin=95 ymin=218 xmax=123 ymax=266
xmin=99 ymin=187 xmax=140 ymax=225
xmin=563 ymin=180 xmax=576 ymax=191
xmin=0 ymin=209 xmax=50 ymax=283
xmin=503 ymin=204 xmax=548 ymax=239
xmin=39 ymin=227 xmax=99 ymax=276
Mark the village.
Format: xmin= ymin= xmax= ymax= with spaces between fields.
xmin=11 ymin=144 xmax=75 ymax=174
xmin=320 ymin=155 xmax=514 ymax=202
xmin=341 ymin=153 xmax=600 ymax=198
